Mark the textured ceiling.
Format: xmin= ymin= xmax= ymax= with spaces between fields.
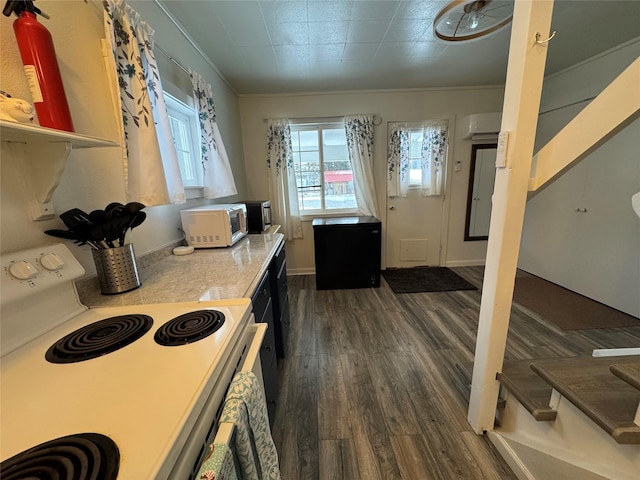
xmin=157 ymin=0 xmax=640 ymax=95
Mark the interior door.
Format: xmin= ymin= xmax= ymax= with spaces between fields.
xmin=385 ymin=192 xmax=445 ymax=268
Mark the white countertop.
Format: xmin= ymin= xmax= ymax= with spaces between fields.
xmin=78 ymin=232 xmax=284 ymax=307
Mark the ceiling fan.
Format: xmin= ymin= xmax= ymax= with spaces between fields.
xmin=433 ymin=0 xmax=514 ymax=42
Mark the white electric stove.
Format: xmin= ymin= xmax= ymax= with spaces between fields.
xmin=0 ymin=244 xmax=260 ymax=479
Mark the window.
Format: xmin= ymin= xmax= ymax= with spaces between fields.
xmin=408 ymin=130 xmax=424 ymax=187
xmin=290 ymin=122 xmax=357 ymax=214
xmin=164 ymin=92 xmax=202 ymax=188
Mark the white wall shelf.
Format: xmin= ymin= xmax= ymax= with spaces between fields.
xmin=0 ymin=120 xmax=117 ymax=148
xmin=1 ymin=120 xmax=119 ymax=220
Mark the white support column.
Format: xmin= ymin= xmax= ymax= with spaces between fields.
xmin=467 ymin=0 xmax=554 ymax=434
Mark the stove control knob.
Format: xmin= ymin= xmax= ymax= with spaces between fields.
xmin=41 ymin=253 xmax=64 ymax=271
xmin=9 ymin=260 xmax=38 ymax=280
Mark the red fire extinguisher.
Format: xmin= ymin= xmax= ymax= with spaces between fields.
xmin=3 ymin=0 xmax=74 ymax=132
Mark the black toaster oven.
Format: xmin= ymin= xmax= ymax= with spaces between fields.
xmin=241 ymin=200 xmax=271 ymax=233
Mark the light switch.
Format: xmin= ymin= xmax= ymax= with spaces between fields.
xmin=496 ymin=131 xmax=509 ymax=168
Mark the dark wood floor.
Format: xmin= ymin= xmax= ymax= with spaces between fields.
xmin=270 ymin=268 xmax=640 ymax=480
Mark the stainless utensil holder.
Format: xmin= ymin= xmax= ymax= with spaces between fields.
xmin=92 ymin=244 xmax=141 ymax=294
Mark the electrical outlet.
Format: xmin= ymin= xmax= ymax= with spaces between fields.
xmin=496 ymin=130 xmax=509 ymax=168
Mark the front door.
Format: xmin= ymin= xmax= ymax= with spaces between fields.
xmin=385 ymin=192 xmax=444 ymax=268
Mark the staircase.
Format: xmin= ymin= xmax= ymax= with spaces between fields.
xmin=493 ymin=355 xmax=640 ymax=479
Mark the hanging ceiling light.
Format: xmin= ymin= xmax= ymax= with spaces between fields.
xmin=433 ymin=0 xmax=514 ymax=42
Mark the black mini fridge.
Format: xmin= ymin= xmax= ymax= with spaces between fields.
xmin=312 ymin=216 xmax=381 ymax=290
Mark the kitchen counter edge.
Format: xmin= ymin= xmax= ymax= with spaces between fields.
xmin=78 ymin=232 xmax=285 ymax=308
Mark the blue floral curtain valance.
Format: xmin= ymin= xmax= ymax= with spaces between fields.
xmin=190 ymin=71 xmax=238 ymax=199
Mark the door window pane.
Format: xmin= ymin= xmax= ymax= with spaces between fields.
xmin=409 ymin=131 xmax=422 ymax=186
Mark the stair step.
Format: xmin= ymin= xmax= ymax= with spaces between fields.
xmin=530 ymin=356 xmax=640 ymax=444
xmin=497 ymin=360 xmax=557 ymax=421
xmin=610 ymin=363 xmax=640 ymax=391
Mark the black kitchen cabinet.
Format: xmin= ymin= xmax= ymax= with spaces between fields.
xmin=251 ymin=270 xmax=278 ymax=425
xmin=312 ymin=216 xmax=381 ymax=290
xmin=269 ymin=240 xmax=290 ymax=359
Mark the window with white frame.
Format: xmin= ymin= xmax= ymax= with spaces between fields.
xmin=290 ymin=122 xmax=358 ymax=214
xmin=408 ymin=129 xmax=424 ymax=186
xmin=164 ymin=92 xmax=202 ymax=188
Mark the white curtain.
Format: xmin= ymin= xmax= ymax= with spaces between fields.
xmin=190 ymin=71 xmax=238 ymax=199
xmin=266 ymin=119 xmax=302 ymax=240
xmin=344 ymin=115 xmax=379 ymax=217
xmin=387 ymin=121 xmax=448 ymax=197
xmin=103 ymin=0 xmax=185 ymax=205
xmin=387 ymin=125 xmax=410 ymax=197
xmin=421 ymin=121 xmax=448 ymax=196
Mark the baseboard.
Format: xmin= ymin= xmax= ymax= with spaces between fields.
xmin=287 ymin=268 xmax=315 ymax=276
xmin=289 ymin=263 xmax=489 ymax=275
xmin=592 ymin=347 xmax=640 ymax=357
xmin=445 ymin=259 xmax=486 ymax=267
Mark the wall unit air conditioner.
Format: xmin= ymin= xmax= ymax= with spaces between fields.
xmin=462 ymin=113 xmax=502 ymax=140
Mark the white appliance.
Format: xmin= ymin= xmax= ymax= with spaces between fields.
xmin=0 ymin=244 xmax=264 ymax=479
xmin=181 ymin=204 xmax=248 ymax=248
xmin=461 ymin=112 xmax=502 ymax=140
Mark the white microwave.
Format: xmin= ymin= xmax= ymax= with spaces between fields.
xmin=180 ymin=204 xmax=248 ymax=248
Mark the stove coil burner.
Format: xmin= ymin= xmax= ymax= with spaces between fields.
xmin=154 ymin=309 xmax=225 ymax=346
xmin=45 ymin=315 xmax=153 ymax=364
xmin=0 ymin=433 xmax=119 ymax=480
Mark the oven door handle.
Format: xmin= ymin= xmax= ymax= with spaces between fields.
xmin=212 ymin=322 xmax=268 ymax=449
xmin=240 ymin=322 xmax=267 ymax=380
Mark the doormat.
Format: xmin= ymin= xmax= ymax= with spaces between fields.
xmin=513 ymin=276 xmax=640 ymax=330
xmin=381 ymin=267 xmax=477 ymax=294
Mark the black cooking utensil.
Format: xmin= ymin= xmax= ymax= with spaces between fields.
xmin=59 ymin=208 xmax=93 ymax=231
xmin=52 ymin=204 xmax=147 ymax=249
xmin=45 ymin=229 xmax=100 ymax=249
xmin=92 ymin=216 xmax=132 ymax=248
xmin=118 ymin=211 xmax=146 ymax=246
xmin=45 ymin=229 xmax=80 ymax=240
xmin=105 ymin=202 xmax=124 ymax=212
xmin=124 ymin=202 xmax=145 ymax=214
xmin=88 ymin=209 xmax=107 ymax=224
xmin=59 ymin=208 xmax=97 ymax=244
xmin=129 ymin=211 xmax=146 ymax=230
xmin=103 ymin=202 xmax=124 ymax=223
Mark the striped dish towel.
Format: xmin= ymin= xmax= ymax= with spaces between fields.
xmin=221 ymin=371 xmax=281 ymax=480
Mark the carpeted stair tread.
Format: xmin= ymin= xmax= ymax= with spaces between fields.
xmin=529 ymin=356 xmax=640 ymax=444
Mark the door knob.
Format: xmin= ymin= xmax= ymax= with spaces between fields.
xmin=389 ymin=206 xmax=395 ymax=210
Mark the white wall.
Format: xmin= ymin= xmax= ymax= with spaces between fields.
xmin=0 ymin=0 xmax=247 ymax=275
xmin=238 ymin=87 xmax=504 ymax=273
xmin=519 ymin=39 xmax=640 ymax=317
